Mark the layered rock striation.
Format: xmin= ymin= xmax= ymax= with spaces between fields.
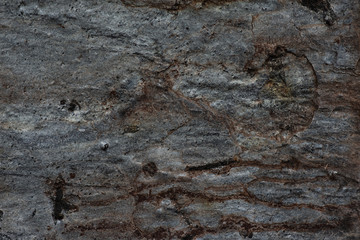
xmin=0 ymin=0 xmax=359 ymax=239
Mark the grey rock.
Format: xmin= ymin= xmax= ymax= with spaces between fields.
xmin=0 ymin=0 xmax=359 ymax=239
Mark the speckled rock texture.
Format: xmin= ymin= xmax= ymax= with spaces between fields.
xmin=0 ymin=0 xmax=360 ymax=239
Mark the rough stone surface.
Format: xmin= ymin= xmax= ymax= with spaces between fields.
xmin=0 ymin=0 xmax=360 ymax=239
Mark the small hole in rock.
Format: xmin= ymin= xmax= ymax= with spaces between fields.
xmin=142 ymin=162 xmax=158 ymax=177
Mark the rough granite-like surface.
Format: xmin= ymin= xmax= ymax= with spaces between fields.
xmin=0 ymin=0 xmax=360 ymax=239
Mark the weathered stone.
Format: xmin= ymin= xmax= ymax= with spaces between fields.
xmin=0 ymin=0 xmax=359 ymax=239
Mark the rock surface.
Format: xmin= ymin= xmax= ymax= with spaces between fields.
xmin=0 ymin=0 xmax=360 ymax=239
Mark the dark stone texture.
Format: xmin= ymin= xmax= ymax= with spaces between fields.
xmin=0 ymin=0 xmax=359 ymax=239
